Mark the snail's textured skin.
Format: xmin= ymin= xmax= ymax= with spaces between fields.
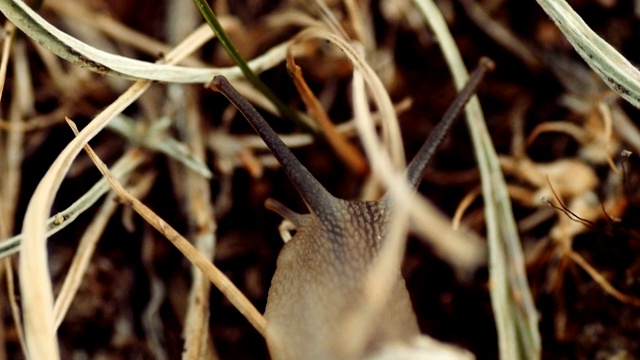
xmin=211 ymin=61 xmax=491 ymax=359
xmin=264 ymin=199 xmax=419 ymax=359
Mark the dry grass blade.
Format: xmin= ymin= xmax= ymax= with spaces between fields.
xmin=16 ymin=18 xmax=237 ymax=357
xmin=168 ymin=73 xmax=218 ymax=360
xmin=0 ymin=26 xmax=33 ymax=358
xmin=596 ymin=102 xmax=620 ymax=175
xmin=344 ymin=38 xmax=484 ymax=269
xmin=527 ymin=121 xmax=591 ymax=146
xmin=293 ymin=26 xmax=405 ymax=168
xmin=19 ymin=80 xmax=151 ymax=360
xmin=452 ymin=187 xmax=482 ymax=230
xmin=107 ymin=115 xmax=213 ymax=179
xmin=412 ymin=0 xmax=541 ymax=358
xmin=4 ymin=0 xmax=637 ymax=357
xmin=0 ymin=0 xmax=291 ymax=83
xmin=66 ymin=119 xmax=267 ymax=337
xmin=236 ymin=98 xmax=413 ymax=151
xmin=346 ymin=70 xmax=412 ymax=352
xmin=165 ymin=2 xmax=219 ymax=356
xmin=537 ymin=0 xmax=640 ymax=108
xmin=0 ymin=21 xmax=14 ymax=104
xmin=286 ymin=51 xmax=368 ymax=175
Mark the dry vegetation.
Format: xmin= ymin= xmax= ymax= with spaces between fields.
xmin=0 ymin=0 xmax=639 ymax=359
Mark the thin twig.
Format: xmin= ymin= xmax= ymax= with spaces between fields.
xmin=286 ymin=51 xmax=368 ymax=174
xmin=567 ymin=250 xmax=640 ymax=306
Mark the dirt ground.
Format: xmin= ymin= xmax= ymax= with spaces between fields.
xmin=1 ymin=0 xmax=640 ymax=359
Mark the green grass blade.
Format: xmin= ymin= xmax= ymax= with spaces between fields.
xmin=192 ymin=0 xmax=314 ymax=133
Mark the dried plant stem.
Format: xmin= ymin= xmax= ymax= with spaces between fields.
xmin=237 ymin=98 xmax=413 ymax=151
xmin=171 ymin=90 xmax=219 ymax=359
xmin=566 ymin=249 xmax=640 ymax=306
xmin=596 ymin=102 xmax=620 ymax=175
xmin=165 ymin=1 xmax=220 ymax=356
xmin=0 ymin=28 xmax=30 ymax=358
xmin=286 ymin=52 xmax=368 ymax=174
xmin=20 ymin=81 xmax=151 ymax=360
xmin=17 ymin=17 xmax=229 ymax=357
xmin=66 ymin=120 xmax=267 ymax=337
xmin=292 ymin=26 xmax=405 ymax=168
xmin=452 ymin=187 xmax=482 ymax=230
xmin=412 ymin=0 xmax=540 ymax=358
xmin=527 ymin=121 xmax=591 ymax=146
xmin=0 ymin=0 xmax=293 ymax=83
xmin=0 ymin=21 xmax=14 ymax=104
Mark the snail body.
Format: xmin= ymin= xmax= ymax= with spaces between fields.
xmin=263 ymin=197 xmax=419 ymax=359
xmin=211 ymin=57 xmax=493 ymax=359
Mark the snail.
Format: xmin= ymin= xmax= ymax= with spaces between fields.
xmin=210 ymin=57 xmax=494 ymax=359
